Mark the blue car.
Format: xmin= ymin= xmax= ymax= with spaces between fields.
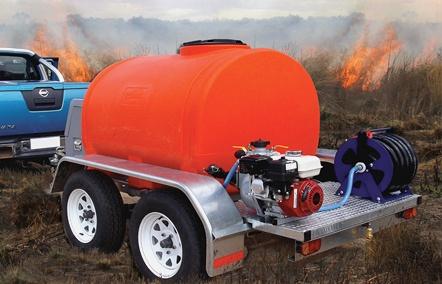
xmin=0 ymin=48 xmax=88 ymax=161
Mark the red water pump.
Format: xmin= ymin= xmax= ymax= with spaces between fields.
xmin=279 ymin=180 xmax=324 ymax=217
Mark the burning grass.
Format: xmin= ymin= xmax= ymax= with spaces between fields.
xmin=303 ymin=54 xmax=442 ymax=122
xmin=295 ymin=24 xmax=442 ymax=124
xmin=30 ymin=24 xmax=93 ymax=82
xmin=340 ymin=24 xmax=402 ymax=91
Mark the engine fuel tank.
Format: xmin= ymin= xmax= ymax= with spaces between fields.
xmin=82 ymin=40 xmax=320 ymax=177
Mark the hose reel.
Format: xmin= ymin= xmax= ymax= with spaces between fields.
xmin=334 ymin=129 xmax=417 ymax=203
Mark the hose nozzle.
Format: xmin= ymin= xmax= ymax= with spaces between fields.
xmin=355 ymin=162 xmax=366 ymax=173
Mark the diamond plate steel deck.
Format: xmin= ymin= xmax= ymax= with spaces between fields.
xmin=238 ymin=181 xmax=420 ymax=241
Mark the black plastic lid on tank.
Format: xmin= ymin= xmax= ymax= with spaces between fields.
xmin=177 ymin=39 xmax=246 ymax=54
xmin=251 ymin=139 xmax=271 ymax=148
xmin=181 ymin=39 xmax=246 ymax=47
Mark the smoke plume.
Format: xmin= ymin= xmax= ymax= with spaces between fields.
xmin=1 ymin=7 xmax=441 ymax=83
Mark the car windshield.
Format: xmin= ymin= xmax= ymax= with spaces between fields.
xmin=0 ymin=55 xmax=41 ymax=81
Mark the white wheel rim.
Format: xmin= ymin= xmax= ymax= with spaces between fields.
xmin=67 ymin=188 xmax=97 ymax=243
xmin=138 ymin=212 xmax=183 ymax=279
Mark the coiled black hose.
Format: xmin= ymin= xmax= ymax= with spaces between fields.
xmin=372 ymin=133 xmax=417 ymax=192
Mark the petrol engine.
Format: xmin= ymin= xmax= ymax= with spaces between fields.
xmin=236 ymin=139 xmax=324 ymax=218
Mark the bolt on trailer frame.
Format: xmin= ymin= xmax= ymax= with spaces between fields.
xmin=50 ymin=99 xmax=421 ymax=277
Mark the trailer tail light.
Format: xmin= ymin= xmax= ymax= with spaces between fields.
xmin=213 ymin=250 xmax=245 ymax=269
xmin=401 ymin=207 xmax=417 ymax=219
xmin=296 ymin=239 xmax=321 ymax=256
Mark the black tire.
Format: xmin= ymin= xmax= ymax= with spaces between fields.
xmin=129 ymin=190 xmax=204 ymax=281
xmin=61 ymin=170 xmax=125 ymax=252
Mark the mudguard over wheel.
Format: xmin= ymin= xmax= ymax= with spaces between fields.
xmin=62 ymin=170 xmax=125 ymax=252
xmin=129 ymin=190 xmax=204 ymax=281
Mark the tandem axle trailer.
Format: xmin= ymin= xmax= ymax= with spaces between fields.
xmin=49 ymin=100 xmax=421 ymax=280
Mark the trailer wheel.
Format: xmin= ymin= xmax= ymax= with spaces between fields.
xmin=62 ymin=170 xmax=125 ymax=252
xmin=129 ymin=190 xmax=204 ymax=281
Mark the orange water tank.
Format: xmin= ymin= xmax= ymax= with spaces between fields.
xmin=82 ymin=40 xmax=320 ymax=180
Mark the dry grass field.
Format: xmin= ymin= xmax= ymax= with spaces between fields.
xmin=0 ymin=53 xmax=441 ymax=283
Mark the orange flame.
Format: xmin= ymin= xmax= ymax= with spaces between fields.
xmin=30 ymin=24 xmax=92 ymax=82
xmin=340 ymin=25 xmax=402 ymax=91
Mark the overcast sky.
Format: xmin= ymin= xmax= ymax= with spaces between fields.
xmin=1 ymin=0 xmax=441 ymax=22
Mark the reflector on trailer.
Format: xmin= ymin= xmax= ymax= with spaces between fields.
xmin=401 ymin=207 xmax=417 ymax=219
xmin=213 ymin=250 xmax=245 ymax=268
xmin=296 ymin=239 xmax=321 ymax=256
